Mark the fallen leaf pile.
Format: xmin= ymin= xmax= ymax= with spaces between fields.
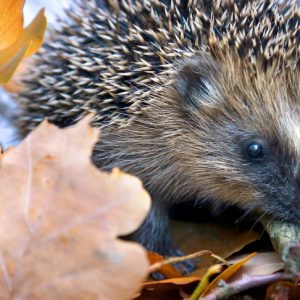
xmin=0 ymin=0 xmax=46 ymax=83
xmin=2 ymin=113 xmax=294 ymax=300
xmin=0 ymin=118 xmax=151 ymax=299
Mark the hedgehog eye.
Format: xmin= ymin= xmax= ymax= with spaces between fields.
xmin=245 ymin=142 xmax=265 ymax=161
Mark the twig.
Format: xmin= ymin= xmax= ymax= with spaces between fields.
xmin=201 ymin=272 xmax=300 ymax=300
xmin=149 ymin=250 xmax=227 ymax=273
xmin=260 ymin=217 xmax=300 ymax=273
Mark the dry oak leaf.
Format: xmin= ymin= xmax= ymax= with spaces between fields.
xmin=0 ymin=117 xmax=151 ymax=299
xmin=0 ymin=0 xmax=46 ymax=83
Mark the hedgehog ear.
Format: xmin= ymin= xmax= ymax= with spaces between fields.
xmin=174 ymin=56 xmax=219 ymax=108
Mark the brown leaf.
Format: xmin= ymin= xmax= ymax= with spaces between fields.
xmin=0 ymin=117 xmax=151 ymax=299
xmin=136 ymin=277 xmax=200 ymax=300
xmin=266 ymin=281 xmax=300 ymax=300
xmin=171 ymin=220 xmax=258 ymax=276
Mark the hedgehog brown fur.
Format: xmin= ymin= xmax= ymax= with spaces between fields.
xmin=18 ymin=0 xmax=300 ymax=272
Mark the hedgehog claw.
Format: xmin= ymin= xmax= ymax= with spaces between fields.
xmin=150 ymin=271 xmax=166 ymax=280
xmin=168 ymin=248 xmax=197 ymax=274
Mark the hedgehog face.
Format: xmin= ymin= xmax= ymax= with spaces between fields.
xmin=174 ymin=55 xmax=300 ymax=224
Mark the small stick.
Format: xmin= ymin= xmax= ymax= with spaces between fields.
xmin=201 ymin=272 xmax=300 ymax=300
xmin=260 ymin=217 xmax=300 ymax=274
xmin=149 ymin=250 xmax=227 ymax=273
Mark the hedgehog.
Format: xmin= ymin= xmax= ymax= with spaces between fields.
xmin=17 ymin=0 xmax=300 ymax=272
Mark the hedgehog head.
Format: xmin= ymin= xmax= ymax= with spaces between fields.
xmin=172 ymin=53 xmax=300 ymax=223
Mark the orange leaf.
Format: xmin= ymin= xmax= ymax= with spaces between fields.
xmin=0 ymin=117 xmax=151 ymax=299
xmin=18 ymin=8 xmax=47 ymax=58
xmin=0 ymin=0 xmax=25 ymax=50
xmin=144 ymin=276 xmax=200 ymax=287
xmin=0 ymin=8 xmax=47 ymax=63
xmin=148 ymin=251 xmax=183 ymax=278
xmin=136 ymin=277 xmax=200 ymax=300
xmin=0 ymin=5 xmax=47 ymax=83
xmin=202 ymin=252 xmax=257 ymax=295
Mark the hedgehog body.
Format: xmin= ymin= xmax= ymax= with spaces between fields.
xmin=19 ymin=0 xmax=300 ymax=266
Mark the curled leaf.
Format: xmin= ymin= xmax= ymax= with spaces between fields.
xmin=0 ymin=1 xmax=47 ymax=83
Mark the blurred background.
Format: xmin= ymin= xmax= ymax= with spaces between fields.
xmin=24 ymin=0 xmax=69 ymax=25
xmin=0 ymin=0 xmax=70 ymax=150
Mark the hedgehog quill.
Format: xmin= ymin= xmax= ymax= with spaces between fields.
xmin=18 ymin=0 xmax=300 ymax=273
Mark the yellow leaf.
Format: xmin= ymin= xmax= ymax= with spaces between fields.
xmin=0 ymin=5 xmax=47 ymax=83
xmin=20 ymin=8 xmax=47 ymax=57
xmin=202 ymin=252 xmax=257 ymax=295
xmin=0 ymin=8 xmax=46 ymax=62
xmin=0 ymin=0 xmax=25 ymax=50
xmin=0 ymin=44 xmax=29 ymax=82
xmin=189 ymin=264 xmax=223 ymax=300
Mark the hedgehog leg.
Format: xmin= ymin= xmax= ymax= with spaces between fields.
xmin=128 ymin=201 xmax=196 ymax=276
xmin=130 ymin=201 xmax=171 ymax=254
